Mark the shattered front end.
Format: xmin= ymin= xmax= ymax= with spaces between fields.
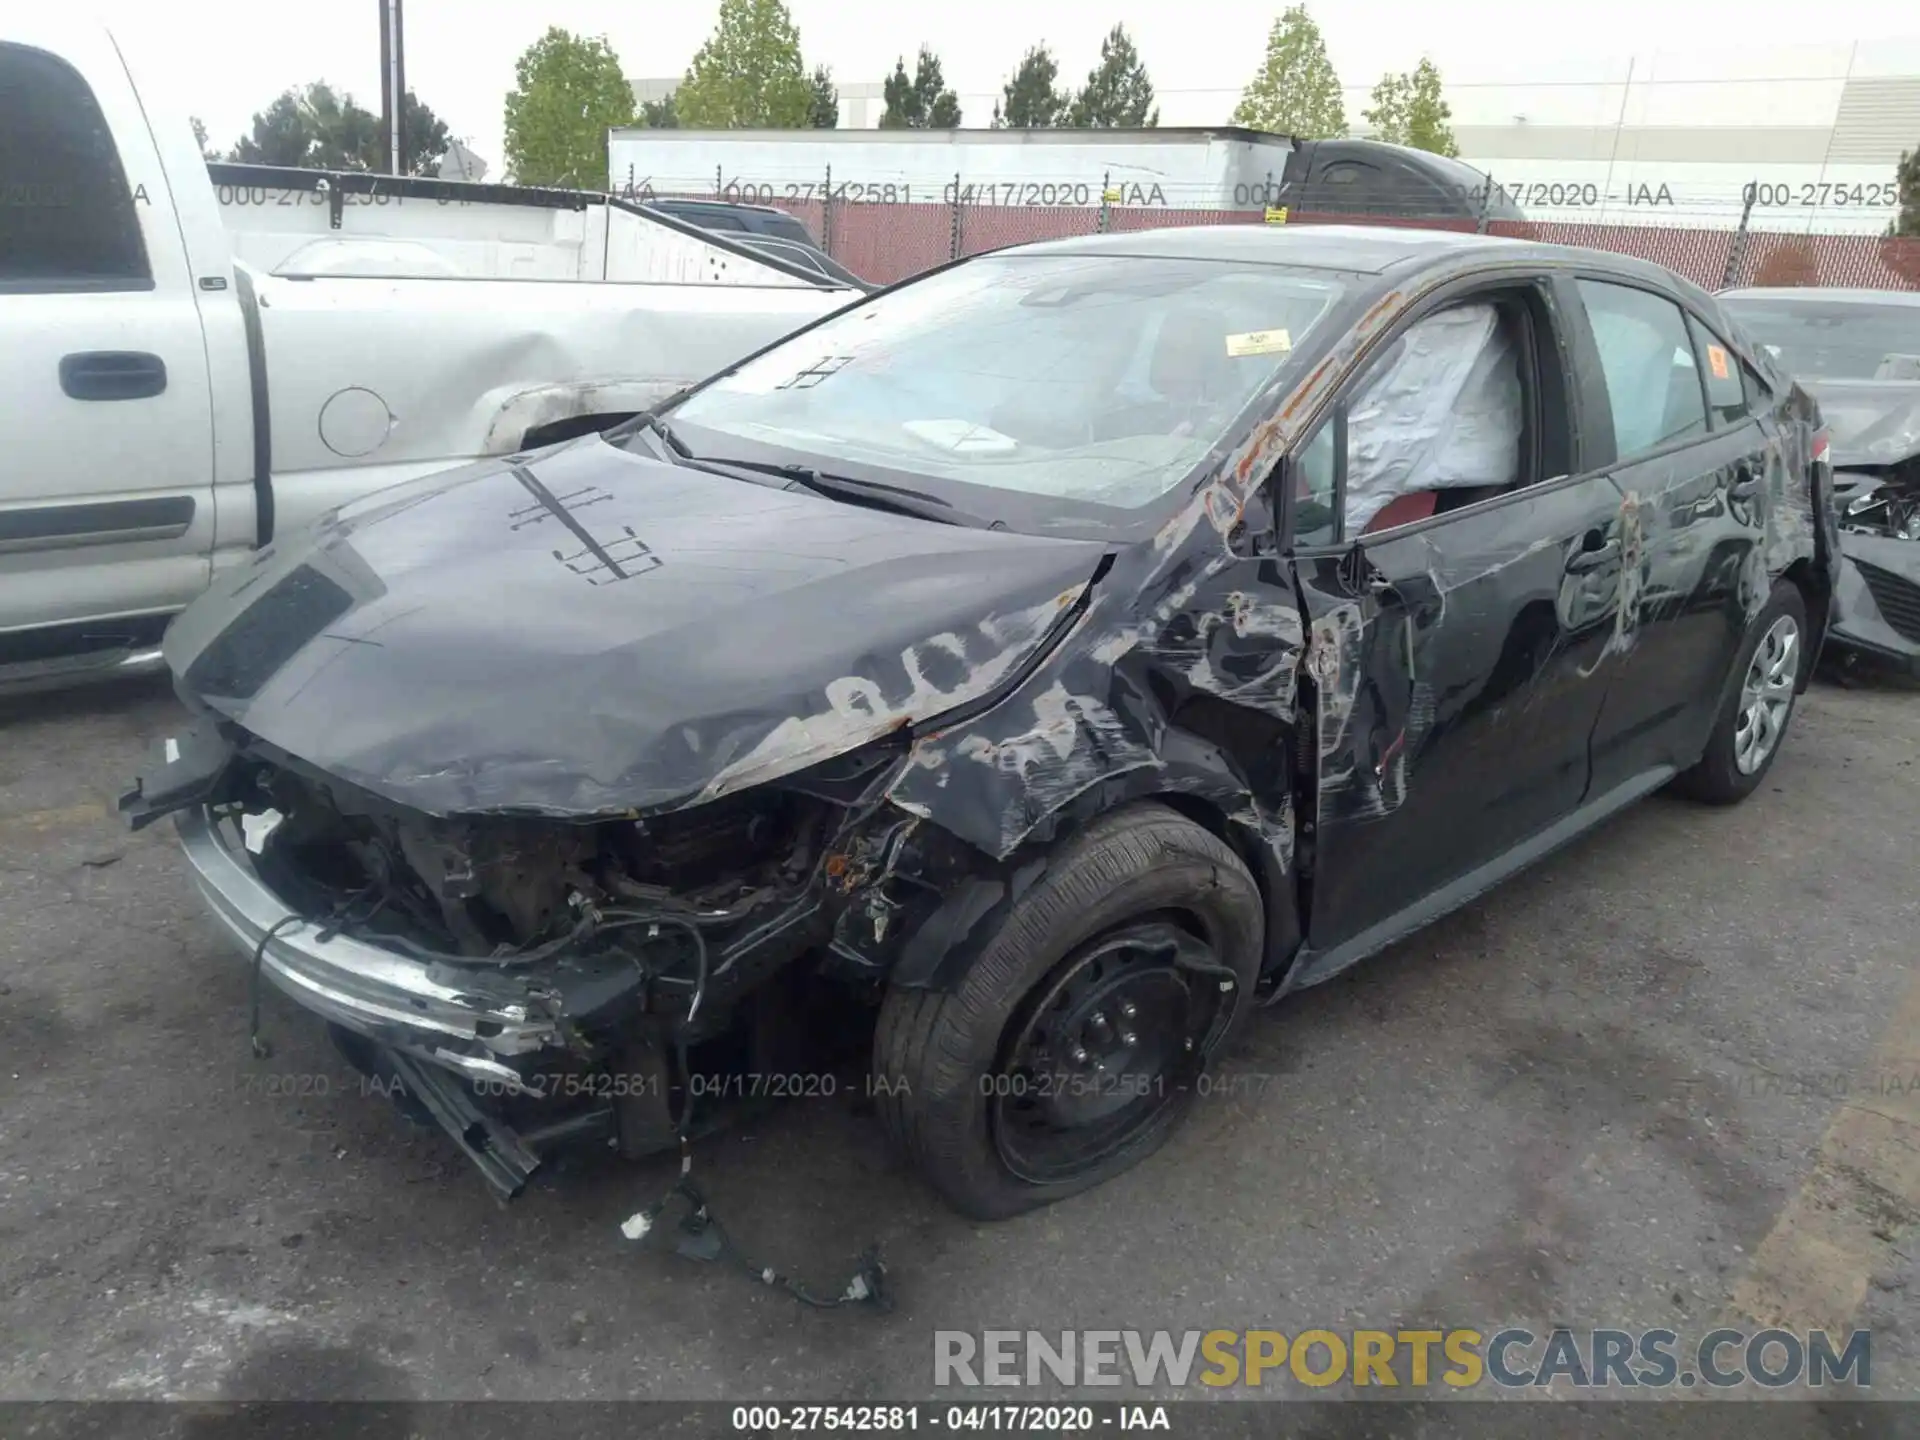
xmin=126 ymin=718 xmax=960 ymax=1200
xmin=1829 ymin=466 xmax=1920 ymax=677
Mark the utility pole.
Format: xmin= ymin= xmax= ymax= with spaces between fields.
xmin=378 ymin=0 xmax=406 ymax=174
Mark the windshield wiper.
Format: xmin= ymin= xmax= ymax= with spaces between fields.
xmin=621 ymin=412 xmax=798 ymax=488
xmin=699 ymin=456 xmax=990 ymax=528
xmin=627 ymin=409 xmax=691 ymax=458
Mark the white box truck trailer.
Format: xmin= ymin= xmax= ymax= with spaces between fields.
xmin=606 ymin=127 xmax=1522 ymax=222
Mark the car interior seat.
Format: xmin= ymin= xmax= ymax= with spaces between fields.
xmin=1363 ymin=491 xmax=1440 ymax=533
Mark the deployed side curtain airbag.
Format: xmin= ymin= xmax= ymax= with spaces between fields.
xmin=1344 ymin=303 xmax=1522 ymax=534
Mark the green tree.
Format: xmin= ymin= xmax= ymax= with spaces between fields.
xmin=1231 ymin=6 xmax=1346 ymax=139
xmin=993 ymin=45 xmax=1068 ymax=128
xmin=226 ymin=90 xmax=324 ymax=167
xmin=880 ymin=47 xmax=962 ymax=128
xmin=1893 ymin=147 xmax=1920 ymax=237
xmin=224 ymin=84 xmax=448 ymax=173
xmin=395 ymin=92 xmax=452 ymax=175
xmin=1880 ymin=147 xmax=1920 ymax=285
xmin=677 ymin=0 xmax=812 ymax=128
xmin=502 ymin=28 xmax=634 ymax=186
xmin=638 ymin=92 xmax=680 ymax=128
xmin=808 ymin=65 xmax=840 ymax=128
xmin=1068 ymin=24 xmax=1158 ymax=128
xmin=1363 ymin=57 xmax=1457 ymax=156
xmin=228 ymin=86 xmax=369 ymax=168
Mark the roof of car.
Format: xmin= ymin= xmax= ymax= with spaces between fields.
xmin=651 ymin=198 xmax=792 ymax=218
xmin=1720 ymin=286 xmax=1920 ymax=307
xmin=1009 ymin=223 xmax=1628 ymax=277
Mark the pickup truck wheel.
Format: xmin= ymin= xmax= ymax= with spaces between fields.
xmin=1672 ymin=580 xmax=1807 ymax=805
xmin=873 ymin=804 xmax=1263 ymax=1219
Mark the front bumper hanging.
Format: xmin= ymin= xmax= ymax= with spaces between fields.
xmin=1829 ymin=538 xmax=1920 ymax=676
xmin=177 ymin=806 xmax=569 ymax=1076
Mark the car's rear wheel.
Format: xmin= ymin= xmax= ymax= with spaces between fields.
xmin=1672 ymin=580 xmax=1807 ymax=804
xmin=873 ymin=804 xmax=1264 ymax=1219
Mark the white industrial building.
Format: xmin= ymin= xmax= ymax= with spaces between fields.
xmin=629 ymin=40 xmax=1920 ymax=233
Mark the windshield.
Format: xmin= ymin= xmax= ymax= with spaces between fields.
xmin=1721 ymin=297 xmax=1920 ymax=381
xmin=664 ymin=252 xmax=1348 ymax=536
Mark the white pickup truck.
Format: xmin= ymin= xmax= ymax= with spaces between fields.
xmin=0 ymin=21 xmax=855 ymax=693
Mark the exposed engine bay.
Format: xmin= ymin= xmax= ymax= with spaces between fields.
xmin=1836 ymin=461 xmax=1920 ymax=543
xmin=139 ymin=722 xmax=968 ymax=1204
xmin=256 ymin=763 xmax=825 ymax=965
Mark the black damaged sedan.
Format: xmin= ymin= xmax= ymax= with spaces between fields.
xmin=127 ymin=226 xmax=1839 ymax=1219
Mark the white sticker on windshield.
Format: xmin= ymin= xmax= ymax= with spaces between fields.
xmin=1226 ymin=329 xmax=1292 ymax=357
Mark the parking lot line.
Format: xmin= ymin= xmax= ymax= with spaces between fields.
xmin=1724 ymin=961 xmax=1920 ymax=1333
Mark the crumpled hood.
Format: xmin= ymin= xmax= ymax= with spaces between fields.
xmin=1803 ymin=379 xmax=1920 ymax=469
xmin=163 ymin=437 xmax=1103 ymax=816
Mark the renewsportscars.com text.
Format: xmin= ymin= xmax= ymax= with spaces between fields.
xmin=933 ymin=1327 xmax=1871 ymax=1390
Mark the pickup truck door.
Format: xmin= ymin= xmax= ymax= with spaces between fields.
xmin=0 ymin=35 xmax=217 ymax=648
xmin=1284 ymin=278 xmax=1626 ymax=975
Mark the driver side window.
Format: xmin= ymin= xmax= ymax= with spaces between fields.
xmin=1293 ymin=422 xmax=1339 ymax=546
xmin=1287 ymin=290 xmax=1543 ymax=547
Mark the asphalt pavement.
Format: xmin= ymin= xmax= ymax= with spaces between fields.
xmin=0 ymin=672 xmax=1915 ymax=1408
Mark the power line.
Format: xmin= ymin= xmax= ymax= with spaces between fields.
xmin=939 ymin=74 xmax=1870 ymax=99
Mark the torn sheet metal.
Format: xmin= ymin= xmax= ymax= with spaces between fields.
xmin=162 ymin=437 xmax=1105 ymax=818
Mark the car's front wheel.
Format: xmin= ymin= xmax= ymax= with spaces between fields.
xmin=873 ymin=804 xmax=1264 ymax=1220
xmin=1672 ymin=579 xmax=1808 ymax=804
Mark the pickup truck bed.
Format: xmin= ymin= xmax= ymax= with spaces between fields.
xmin=0 ymin=21 xmax=853 ymax=695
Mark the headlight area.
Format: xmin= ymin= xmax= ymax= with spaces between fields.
xmin=170 ymin=730 xmax=975 ymax=1200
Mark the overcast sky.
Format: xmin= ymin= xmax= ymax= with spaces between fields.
xmin=92 ymin=0 xmax=1920 ymax=168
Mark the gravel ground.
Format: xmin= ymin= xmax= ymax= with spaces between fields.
xmin=0 ymin=672 xmax=1915 ymax=1411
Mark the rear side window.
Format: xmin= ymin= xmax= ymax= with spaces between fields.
xmin=1688 ymin=314 xmax=1749 ymax=427
xmin=0 ymin=42 xmax=150 ymax=290
xmin=1322 ymin=163 xmax=1372 ymax=188
xmin=1577 ymin=280 xmax=1708 ymax=460
xmin=1311 ymin=161 xmax=1383 ymax=215
xmin=756 ymin=213 xmax=814 ymax=245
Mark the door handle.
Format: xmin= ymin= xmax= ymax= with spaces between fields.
xmin=1729 ymin=466 xmax=1760 ymax=501
xmin=1565 ymin=539 xmax=1620 ymax=573
xmin=59 ymin=351 xmax=168 ymax=402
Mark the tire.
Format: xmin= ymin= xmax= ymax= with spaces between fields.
xmin=873 ymin=803 xmax=1264 ymax=1220
xmin=1671 ymin=579 xmax=1808 ymax=805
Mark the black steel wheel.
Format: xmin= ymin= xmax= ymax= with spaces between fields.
xmin=993 ymin=919 xmax=1232 ymax=1185
xmin=874 ymin=804 xmax=1264 ymax=1219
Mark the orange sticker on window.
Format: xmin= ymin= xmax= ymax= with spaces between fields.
xmin=1707 ymin=344 xmax=1730 ymax=380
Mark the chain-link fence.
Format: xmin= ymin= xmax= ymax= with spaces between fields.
xmin=1482 ymin=217 xmax=1920 ymax=291
xmin=638 ymin=178 xmax=1920 ymax=293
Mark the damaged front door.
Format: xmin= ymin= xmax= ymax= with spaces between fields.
xmin=1284 ymin=281 xmax=1626 ymax=970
